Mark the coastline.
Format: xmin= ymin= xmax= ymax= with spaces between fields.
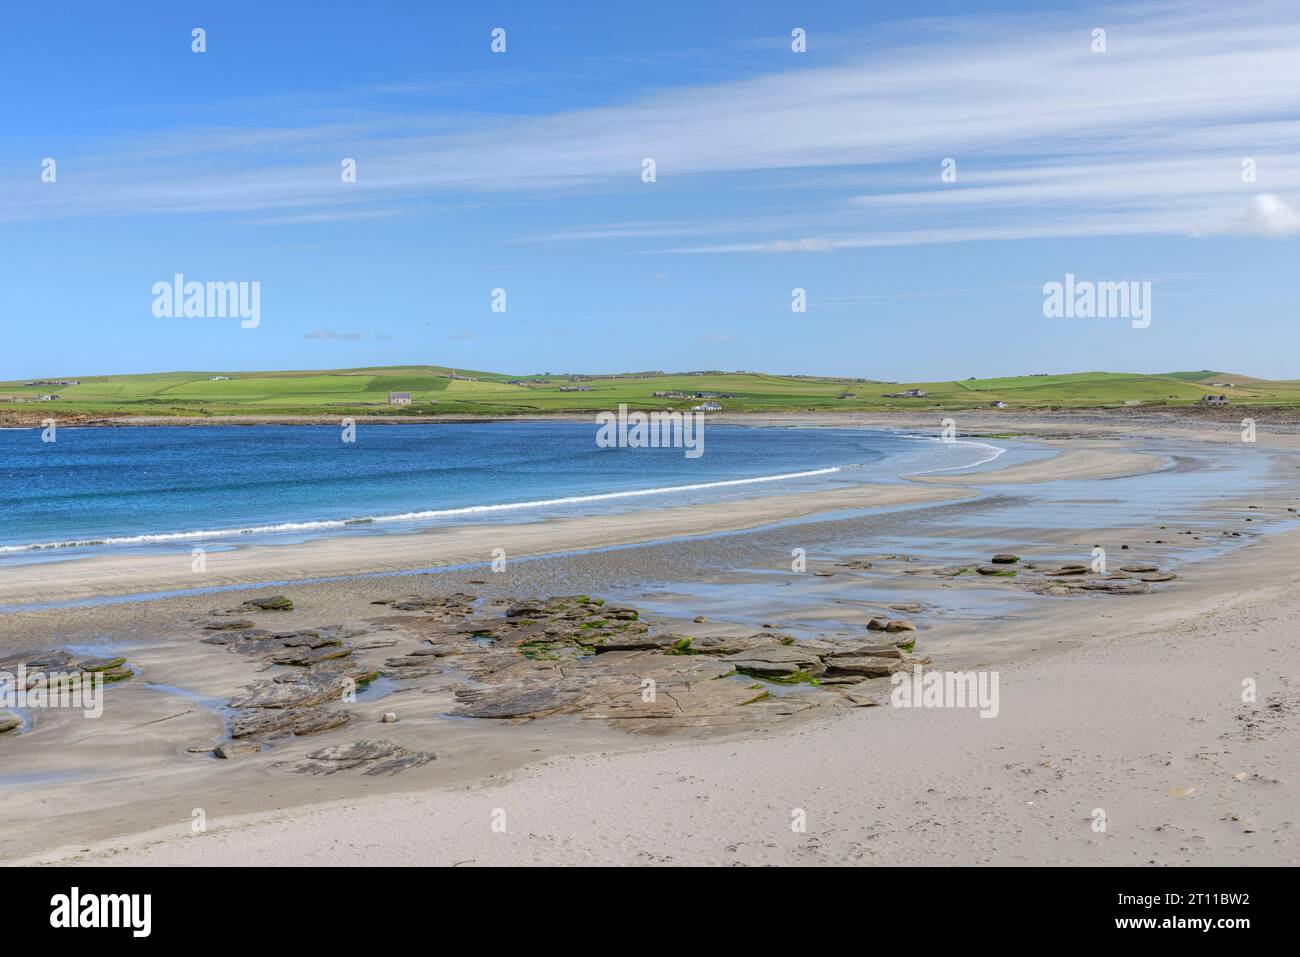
xmin=0 ymin=405 xmax=1284 ymax=433
xmin=2 ymin=415 xmax=1296 ymax=866
xmin=0 ymin=442 xmax=1158 ymax=608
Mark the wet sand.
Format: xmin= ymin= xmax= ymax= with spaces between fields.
xmin=0 ymin=443 xmax=1153 ymax=608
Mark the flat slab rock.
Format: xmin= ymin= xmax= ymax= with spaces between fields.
xmin=451 ymin=682 xmax=588 ymax=719
xmin=214 ymin=740 xmax=261 ymax=759
xmin=229 ymin=706 xmax=352 ymax=739
xmin=278 ymin=739 xmax=436 ymax=776
xmin=722 ymin=644 xmax=822 ymax=676
xmin=229 ymin=673 xmax=350 ymax=710
xmin=824 ymin=655 xmax=903 ymax=677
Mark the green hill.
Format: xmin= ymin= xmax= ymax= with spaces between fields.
xmin=3 ymin=366 xmax=1295 ymax=419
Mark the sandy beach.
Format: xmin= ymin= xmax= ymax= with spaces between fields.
xmin=2 ymin=415 xmax=1297 ymax=867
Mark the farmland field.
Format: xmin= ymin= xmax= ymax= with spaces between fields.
xmin=4 ymin=366 xmax=1299 ymax=419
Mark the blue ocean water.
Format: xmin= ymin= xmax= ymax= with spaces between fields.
xmin=0 ymin=423 xmax=1004 ymax=559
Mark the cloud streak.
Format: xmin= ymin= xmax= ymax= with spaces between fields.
xmin=2 ymin=0 xmax=1298 ymax=251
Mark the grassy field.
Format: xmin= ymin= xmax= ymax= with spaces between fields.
xmin=3 ymin=366 xmax=1297 ymax=418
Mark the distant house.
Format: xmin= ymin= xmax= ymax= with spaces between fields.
xmin=653 ymin=391 xmax=687 ymax=399
xmin=208 ymin=375 xmax=230 ymax=381
xmin=990 ymin=401 xmax=1008 ymax=408
xmin=559 ymin=385 xmax=591 ymax=392
xmin=38 ymin=394 xmax=60 ymax=401
xmin=838 ymin=392 xmax=857 ymax=399
xmin=882 ymin=389 xmax=927 ymax=398
xmin=388 ymin=392 xmax=412 ymax=406
xmin=1199 ymin=394 xmax=1230 ymax=406
xmin=692 ymin=401 xmax=722 ymax=412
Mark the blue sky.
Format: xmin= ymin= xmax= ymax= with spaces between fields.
xmin=2 ymin=0 xmax=1298 ymax=381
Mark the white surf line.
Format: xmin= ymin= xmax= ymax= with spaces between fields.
xmin=0 ymin=466 xmax=845 ymax=554
xmin=895 ymin=434 xmax=1008 ymax=475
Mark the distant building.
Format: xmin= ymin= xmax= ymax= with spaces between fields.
xmin=559 ymin=385 xmax=591 ymax=392
xmin=26 ymin=379 xmax=79 ymax=387
xmin=388 ymin=392 xmax=412 ymax=405
xmin=208 ymin=375 xmax=230 ymax=381
xmin=1199 ymin=394 xmax=1230 ymax=406
xmin=38 ymin=394 xmax=60 ymax=401
xmin=838 ymin=392 xmax=857 ymax=399
xmin=652 ymin=391 xmax=687 ymax=399
xmin=692 ymin=401 xmax=722 ymax=412
xmin=990 ymin=401 xmax=1008 ymax=408
xmin=882 ymin=389 xmax=927 ymax=398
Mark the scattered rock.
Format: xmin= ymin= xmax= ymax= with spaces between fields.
xmin=214 ymin=741 xmax=260 ymax=759
xmin=991 ymin=554 xmax=1020 ymax=564
xmin=452 ymin=683 xmax=587 ymax=719
xmin=1140 ymin=573 xmax=1177 ymax=582
xmin=687 ymin=633 xmax=780 ymax=655
xmin=723 ymin=644 xmax=823 ymax=677
xmin=78 ymin=656 xmax=127 ymax=672
xmin=229 ymin=673 xmax=349 ymax=710
xmin=839 ymin=680 xmax=889 ymax=707
xmin=243 ymin=595 xmax=294 ymax=612
xmin=381 ymin=712 xmax=398 ymax=723
xmin=884 ymin=619 xmax=917 ymax=633
xmin=826 ymin=644 xmax=902 ymax=659
xmin=230 ymin=706 xmax=351 ymax=739
xmin=285 ymin=739 xmax=435 ymax=776
xmin=592 ymin=632 xmax=682 ymax=653
xmin=270 ymin=644 xmax=352 ymax=666
xmin=1119 ymin=563 xmax=1160 ymax=573
xmin=202 ymin=619 xmax=256 ymax=631
xmin=824 ymin=656 xmax=903 ymax=677
xmin=505 ymin=601 xmax=546 ymax=618
xmin=1044 ymin=564 xmax=1088 ymax=577
xmin=353 ymin=637 xmax=400 ymax=650
xmin=0 ymin=711 xmax=20 ymax=734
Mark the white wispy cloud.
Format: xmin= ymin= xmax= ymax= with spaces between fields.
xmin=2 ymin=0 xmax=1297 ymax=251
xmin=303 ymin=329 xmax=362 ymax=340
